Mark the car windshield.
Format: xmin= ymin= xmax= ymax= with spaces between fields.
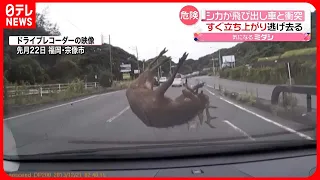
xmin=4 ymin=3 xmax=316 ymax=161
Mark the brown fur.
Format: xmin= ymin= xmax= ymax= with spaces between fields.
xmin=176 ymin=78 xmax=218 ymax=129
xmin=126 ymin=48 xmax=213 ymax=128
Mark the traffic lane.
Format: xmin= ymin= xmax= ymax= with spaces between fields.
xmin=8 ymin=84 xmax=313 ymax=156
xmin=55 ymin=86 xmax=256 ymax=144
xmin=198 ymin=76 xmax=316 ymax=109
xmin=103 ymin=84 xmax=314 ymax=143
xmin=11 ymin=86 xmax=255 ymax=155
xmin=204 ymin=88 xmax=314 ymax=141
xmin=5 ymin=90 xmax=128 ymax=151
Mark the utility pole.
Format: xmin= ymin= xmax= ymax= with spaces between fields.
xmin=157 ymin=47 xmax=163 ymax=77
xmin=135 ymin=46 xmax=140 ymax=74
xmin=109 ymin=34 xmax=112 ymax=77
xmin=169 ymin=60 xmax=172 ymax=75
xmin=212 ymin=54 xmax=215 ymax=74
xmin=287 ymin=62 xmax=292 ymax=86
xmin=156 ymin=47 xmax=160 ymax=78
xmin=143 ymin=60 xmax=145 ymax=71
xmin=129 ymin=46 xmax=140 ymax=74
xmin=210 ymin=47 xmax=221 ymax=74
xmin=218 ymin=49 xmax=221 ymax=70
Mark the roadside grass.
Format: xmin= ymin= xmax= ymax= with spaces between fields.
xmin=218 ymin=85 xmax=297 ymax=110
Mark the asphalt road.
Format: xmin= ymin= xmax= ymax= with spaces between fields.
xmin=4 ymin=77 xmax=316 ymax=156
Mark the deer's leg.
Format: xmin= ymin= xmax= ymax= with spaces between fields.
xmin=181 ymin=89 xmax=201 ymax=103
xmin=146 ymin=48 xmax=168 ymax=70
xmin=155 ymin=52 xmax=188 ymax=96
xmin=184 ymin=80 xmax=205 ymax=95
xmin=204 ymin=106 xmax=217 ymax=128
xmin=198 ymin=110 xmax=204 ymax=125
xmin=147 ymin=57 xmax=160 ymax=70
xmin=183 ymin=78 xmax=195 ymax=93
xmin=206 ymin=105 xmax=217 ymax=120
xmin=208 ymin=105 xmax=218 ymax=109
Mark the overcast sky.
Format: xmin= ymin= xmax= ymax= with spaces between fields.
xmin=36 ymin=3 xmax=315 ymax=62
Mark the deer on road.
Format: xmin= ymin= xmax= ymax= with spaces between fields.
xmin=126 ymin=48 xmax=217 ymax=129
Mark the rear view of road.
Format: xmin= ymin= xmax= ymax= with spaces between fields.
xmin=198 ymin=76 xmax=316 ymax=110
xmin=4 ymin=80 xmax=315 ymax=157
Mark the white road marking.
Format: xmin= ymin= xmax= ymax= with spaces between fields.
xmin=206 ymin=84 xmax=216 ymax=91
xmin=4 ymin=90 xmax=122 ymax=121
xmin=224 ymin=120 xmax=255 ymax=141
xmin=106 ymin=106 xmax=130 ymax=123
xmin=205 ymin=88 xmax=314 ymax=140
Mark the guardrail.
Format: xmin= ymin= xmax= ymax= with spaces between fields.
xmin=5 ymin=82 xmax=100 ymax=98
xmin=271 ymin=85 xmax=316 ymax=112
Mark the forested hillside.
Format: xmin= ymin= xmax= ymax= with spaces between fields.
xmin=4 ymin=12 xmax=316 ymax=85
xmin=188 ymin=12 xmax=316 ymax=72
xmin=4 ymin=13 xmax=145 ymax=85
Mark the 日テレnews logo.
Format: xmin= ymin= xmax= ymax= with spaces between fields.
xmin=5 ymin=2 xmax=36 ymax=29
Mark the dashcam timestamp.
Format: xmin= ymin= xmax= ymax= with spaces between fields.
xmin=7 ymin=171 xmax=107 ymax=177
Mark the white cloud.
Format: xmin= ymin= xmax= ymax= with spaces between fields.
xmin=36 ymin=3 xmax=315 ymax=62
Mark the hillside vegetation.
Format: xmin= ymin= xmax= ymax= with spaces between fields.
xmin=4 ymin=13 xmax=147 ymax=86
xmin=190 ymin=12 xmax=316 ymax=72
xmin=4 ymin=12 xmax=316 ymax=86
xmin=207 ymin=12 xmax=316 ymax=85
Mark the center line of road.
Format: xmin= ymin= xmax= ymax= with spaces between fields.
xmin=224 ymin=120 xmax=255 ymax=141
xmin=106 ymin=106 xmax=130 ymax=123
xmin=205 ymin=88 xmax=314 ymax=141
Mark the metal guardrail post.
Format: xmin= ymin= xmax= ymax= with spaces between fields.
xmin=307 ymin=94 xmax=312 ymax=112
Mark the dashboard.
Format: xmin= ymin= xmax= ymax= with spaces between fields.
xmin=5 ymin=147 xmax=316 ymax=177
